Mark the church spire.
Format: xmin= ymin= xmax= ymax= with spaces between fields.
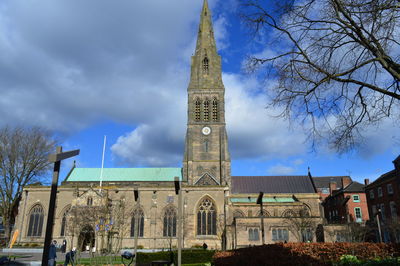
xmin=188 ymin=0 xmax=223 ymax=90
xmin=195 ymin=0 xmax=217 ymax=54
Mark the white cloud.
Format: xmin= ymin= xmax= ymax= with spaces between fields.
xmin=267 ymin=164 xmax=296 ymax=175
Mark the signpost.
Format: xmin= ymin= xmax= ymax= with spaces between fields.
xmin=133 ymin=187 xmax=139 ymax=266
xmin=42 ymin=146 xmax=79 ymax=266
xmin=256 ymin=192 xmax=265 ymax=245
xmin=174 ymin=176 xmax=182 ymax=266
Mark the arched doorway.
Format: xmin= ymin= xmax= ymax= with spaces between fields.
xmin=78 ymin=225 xmax=95 ymax=251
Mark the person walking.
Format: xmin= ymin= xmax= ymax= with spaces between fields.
xmin=48 ymin=240 xmax=57 ymax=266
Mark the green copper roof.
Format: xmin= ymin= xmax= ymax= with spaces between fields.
xmin=65 ymin=168 xmax=182 ymax=182
xmin=230 ymin=197 xmax=295 ymax=203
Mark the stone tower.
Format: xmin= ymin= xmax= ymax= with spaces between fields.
xmin=183 ymin=0 xmax=231 ymax=186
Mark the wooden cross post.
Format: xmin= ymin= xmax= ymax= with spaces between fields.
xmin=42 ymin=146 xmax=79 ymax=266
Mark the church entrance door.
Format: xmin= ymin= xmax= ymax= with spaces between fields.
xmin=78 ymin=225 xmax=95 ymax=251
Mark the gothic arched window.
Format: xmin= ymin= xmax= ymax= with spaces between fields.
xmin=203 ymin=100 xmax=209 ymax=122
xmin=212 ymin=98 xmax=218 ymax=121
xmin=60 ymin=207 xmax=70 ymax=237
xmin=195 ymin=98 xmax=201 ymax=121
xmin=197 ymin=198 xmax=216 ymax=235
xmin=256 ymin=209 xmax=271 ymax=217
xmin=130 ymin=208 xmax=144 ymax=237
xmin=202 ymin=57 xmax=209 ymax=74
xmin=27 ymin=205 xmax=44 ymax=237
xmin=163 ymin=207 xmax=177 ymax=237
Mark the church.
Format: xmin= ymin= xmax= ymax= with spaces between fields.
xmin=14 ymin=0 xmax=325 ymax=251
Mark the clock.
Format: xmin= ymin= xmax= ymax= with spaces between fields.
xmin=202 ymin=126 xmax=211 ymax=135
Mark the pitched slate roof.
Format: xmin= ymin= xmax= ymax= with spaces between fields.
xmin=65 ymin=168 xmax=182 ymax=182
xmin=366 ymin=169 xmax=397 ymax=188
xmin=231 ymin=176 xmax=316 ymax=194
xmin=342 ymin=181 xmax=365 ymax=192
xmin=312 ymin=176 xmax=351 ymax=189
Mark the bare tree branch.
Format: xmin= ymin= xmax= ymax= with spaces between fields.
xmin=240 ymin=0 xmax=400 ymax=151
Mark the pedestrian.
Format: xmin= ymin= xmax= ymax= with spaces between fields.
xmin=61 ymin=239 xmax=67 ymax=253
xmin=48 ymin=240 xmax=57 ymax=266
xmin=64 ymin=247 xmax=76 ymax=266
xmin=202 ymin=242 xmax=208 ymax=250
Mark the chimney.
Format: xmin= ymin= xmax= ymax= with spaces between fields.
xmin=329 ymin=181 xmax=337 ymax=196
xmin=364 ymin=179 xmax=370 ymax=186
xmin=341 ymin=177 xmax=351 ymax=189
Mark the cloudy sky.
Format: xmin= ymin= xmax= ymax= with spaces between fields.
xmin=0 ymin=0 xmax=398 ymax=183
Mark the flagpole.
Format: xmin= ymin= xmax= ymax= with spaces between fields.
xmin=99 ymin=135 xmax=106 ymax=192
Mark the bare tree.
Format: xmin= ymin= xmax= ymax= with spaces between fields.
xmin=240 ymin=0 xmax=400 ymax=151
xmin=283 ymin=208 xmax=317 ymax=242
xmin=0 ymin=126 xmax=55 ymax=239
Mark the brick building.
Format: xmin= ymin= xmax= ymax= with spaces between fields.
xmin=365 ymin=155 xmax=400 ymax=242
xmin=321 ymin=178 xmax=369 ymax=224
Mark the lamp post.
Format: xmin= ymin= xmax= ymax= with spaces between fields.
xmin=376 ymin=208 xmax=383 ymax=243
xmin=133 ymin=187 xmax=139 ymax=266
xmin=256 ymin=192 xmax=265 ymax=245
xmin=174 ymin=177 xmax=182 ymax=266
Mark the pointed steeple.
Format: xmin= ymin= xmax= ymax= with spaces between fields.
xmin=195 ymin=0 xmax=217 ymax=54
xmin=188 ymin=0 xmax=223 ymax=90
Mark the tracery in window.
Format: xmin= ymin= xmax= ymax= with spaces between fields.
xmin=197 ymin=198 xmax=216 ymax=235
xmin=203 ymin=100 xmax=209 ymax=122
xmin=212 ymin=98 xmax=218 ymax=121
xmin=27 ymin=204 xmax=44 ymax=237
xmin=163 ymin=206 xmax=177 ymax=237
xmin=202 ymin=57 xmax=209 ymax=74
xmin=130 ymin=208 xmax=144 ymax=237
xmin=195 ymin=98 xmax=201 ymax=121
xmin=60 ymin=207 xmax=70 ymax=237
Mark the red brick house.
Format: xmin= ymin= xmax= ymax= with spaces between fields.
xmin=322 ymin=178 xmax=369 ymax=224
xmin=313 ymin=176 xmax=352 ymax=201
xmin=365 ymin=155 xmax=400 ymax=242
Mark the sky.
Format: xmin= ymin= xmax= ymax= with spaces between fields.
xmin=0 ymin=0 xmax=398 ymax=184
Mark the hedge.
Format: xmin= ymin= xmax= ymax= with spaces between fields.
xmin=213 ymin=243 xmax=400 ymax=266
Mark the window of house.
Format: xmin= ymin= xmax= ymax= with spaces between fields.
xmin=369 ymin=190 xmax=375 ymax=199
xmin=248 ymin=228 xmax=260 ymax=241
xmin=387 ymin=184 xmax=394 ymax=195
xmin=390 ymin=201 xmax=397 ymax=219
xmin=354 ymin=207 xmax=362 ymax=222
xmin=321 ymin=188 xmax=329 ymax=194
xmin=379 ymin=204 xmax=386 ymax=221
xmin=272 ymin=228 xmax=289 ymax=242
xmin=353 ymin=195 xmax=360 ymax=202
xmin=372 ymin=205 xmax=377 ymax=216
xmin=378 ymin=187 xmax=383 ymax=197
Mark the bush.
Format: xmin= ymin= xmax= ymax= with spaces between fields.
xmin=213 ymin=243 xmax=400 ymax=266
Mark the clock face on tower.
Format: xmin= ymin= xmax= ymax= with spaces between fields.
xmin=202 ymin=126 xmax=211 ymax=135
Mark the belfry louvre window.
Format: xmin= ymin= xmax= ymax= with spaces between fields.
xmin=202 ymin=57 xmax=209 ymax=74
xmin=203 ymin=100 xmax=210 ymax=121
xmin=195 ymin=99 xmax=201 ymax=121
xmin=197 ymin=198 xmax=216 ymax=235
xmin=130 ymin=209 xmax=144 ymax=237
xmin=163 ymin=207 xmax=177 ymax=237
xmin=212 ymin=98 xmax=218 ymax=121
xmin=27 ymin=205 xmax=44 ymax=237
